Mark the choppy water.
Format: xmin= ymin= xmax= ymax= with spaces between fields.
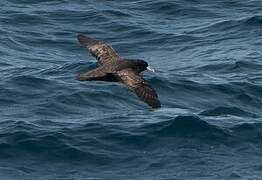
xmin=1 ymin=0 xmax=262 ymax=179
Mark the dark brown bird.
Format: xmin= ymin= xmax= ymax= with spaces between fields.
xmin=76 ymin=34 xmax=161 ymax=108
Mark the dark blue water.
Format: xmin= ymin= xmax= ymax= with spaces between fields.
xmin=1 ymin=0 xmax=262 ymax=179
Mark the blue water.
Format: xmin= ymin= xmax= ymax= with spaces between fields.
xmin=1 ymin=0 xmax=262 ymax=179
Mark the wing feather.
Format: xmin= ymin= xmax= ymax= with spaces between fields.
xmin=77 ymin=34 xmax=122 ymax=66
xmin=117 ymin=69 xmax=161 ymax=108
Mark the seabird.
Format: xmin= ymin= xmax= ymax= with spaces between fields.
xmin=76 ymin=34 xmax=161 ymax=108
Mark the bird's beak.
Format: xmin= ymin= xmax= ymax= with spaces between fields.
xmin=146 ymin=66 xmax=155 ymax=73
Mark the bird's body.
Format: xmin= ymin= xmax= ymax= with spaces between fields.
xmin=76 ymin=34 xmax=161 ymax=108
xmin=77 ymin=59 xmax=148 ymax=81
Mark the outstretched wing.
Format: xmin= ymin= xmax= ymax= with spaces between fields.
xmin=117 ymin=69 xmax=161 ymax=108
xmin=77 ymin=34 xmax=122 ymax=66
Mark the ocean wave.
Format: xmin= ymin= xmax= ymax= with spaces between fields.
xmin=244 ymin=15 xmax=262 ymax=26
xmin=1 ymin=115 xmax=262 ymax=161
xmin=188 ymin=15 xmax=262 ymax=42
xmin=197 ymin=61 xmax=262 ymax=73
xmin=200 ymin=106 xmax=258 ymax=118
xmin=0 ymin=120 xmax=113 ymax=163
xmin=138 ymin=115 xmax=232 ymax=143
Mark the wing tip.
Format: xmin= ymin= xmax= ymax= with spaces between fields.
xmin=152 ymin=102 xmax=161 ymax=109
xmin=77 ymin=34 xmax=98 ymax=46
xmin=149 ymin=98 xmax=161 ymax=109
xmin=77 ymin=34 xmax=86 ymax=45
xmin=77 ymin=34 xmax=84 ymax=41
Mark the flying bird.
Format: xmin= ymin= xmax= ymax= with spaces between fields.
xmin=76 ymin=34 xmax=161 ymax=108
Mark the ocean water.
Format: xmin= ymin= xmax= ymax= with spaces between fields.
xmin=1 ymin=0 xmax=262 ymax=179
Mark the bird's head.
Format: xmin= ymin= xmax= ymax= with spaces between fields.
xmin=134 ymin=60 xmax=155 ymax=73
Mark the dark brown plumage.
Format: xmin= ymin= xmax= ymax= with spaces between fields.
xmin=76 ymin=34 xmax=161 ymax=108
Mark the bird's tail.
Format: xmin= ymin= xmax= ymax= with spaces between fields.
xmin=76 ymin=69 xmax=118 ymax=82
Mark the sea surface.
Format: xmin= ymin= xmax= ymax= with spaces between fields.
xmin=1 ymin=0 xmax=262 ymax=179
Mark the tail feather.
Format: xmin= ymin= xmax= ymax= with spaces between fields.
xmin=76 ymin=68 xmax=118 ymax=82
